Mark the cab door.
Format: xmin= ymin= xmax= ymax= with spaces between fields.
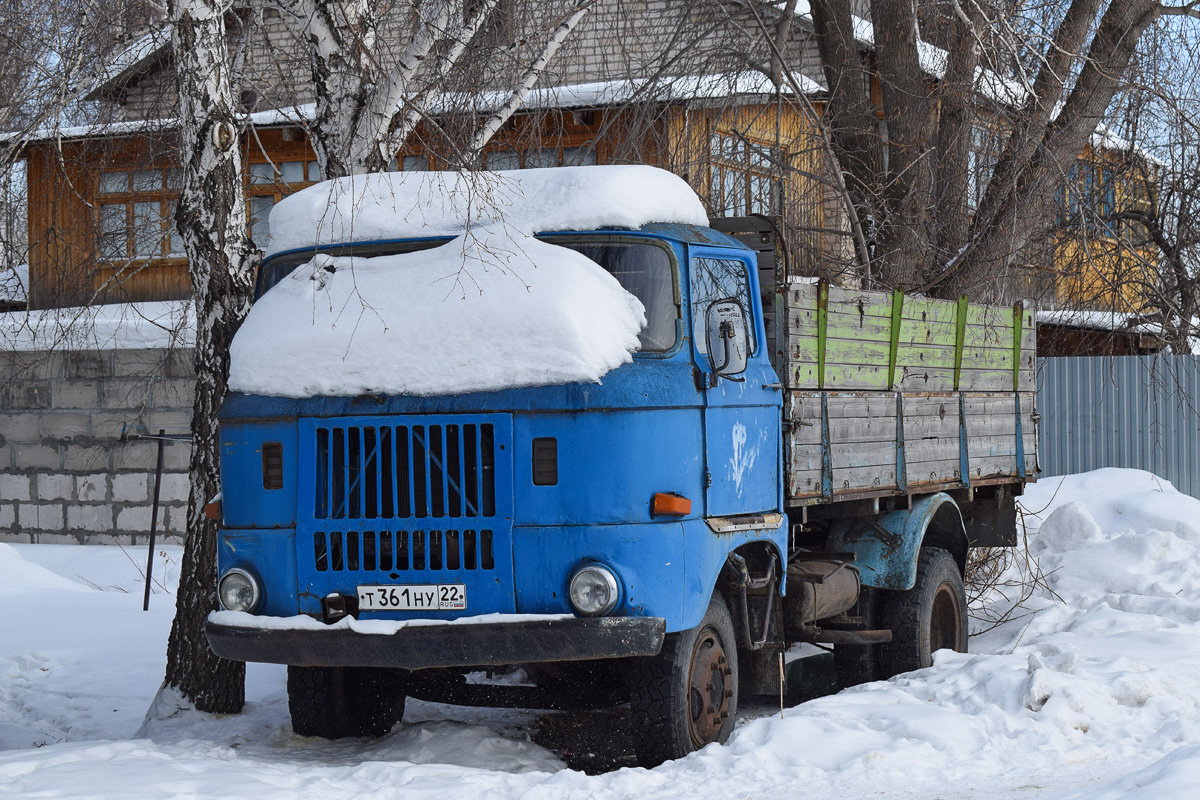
xmin=688 ymin=247 xmax=783 ymax=517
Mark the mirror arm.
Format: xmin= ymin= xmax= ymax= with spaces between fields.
xmin=713 ymin=321 xmax=746 ymax=382
xmin=712 ymin=321 xmax=732 ymax=373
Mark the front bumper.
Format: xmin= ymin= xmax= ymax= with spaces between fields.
xmin=206 ymin=614 xmax=666 ymax=669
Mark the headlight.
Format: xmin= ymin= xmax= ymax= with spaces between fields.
xmin=218 ymin=568 xmax=261 ymax=613
xmin=568 ymin=564 xmax=620 ymax=616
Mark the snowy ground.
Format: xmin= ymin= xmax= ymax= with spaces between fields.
xmin=3 ymin=468 xmax=1200 ymax=798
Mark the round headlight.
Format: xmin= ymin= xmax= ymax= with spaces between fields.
xmin=568 ymin=564 xmax=620 ymax=616
xmin=218 ymin=568 xmax=261 ymax=613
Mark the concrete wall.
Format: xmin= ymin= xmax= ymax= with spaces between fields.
xmin=0 ymin=348 xmax=194 ymax=545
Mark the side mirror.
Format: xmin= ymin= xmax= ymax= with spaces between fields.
xmin=705 ymin=299 xmax=749 ymax=379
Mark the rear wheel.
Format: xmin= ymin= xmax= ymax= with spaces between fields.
xmin=630 ymin=594 xmax=738 ymax=767
xmin=877 ymin=547 xmax=967 ymax=677
xmin=287 ymin=666 xmax=406 ymax=739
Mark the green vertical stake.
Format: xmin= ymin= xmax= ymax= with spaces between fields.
xmin=1012 ymin=302 xmax=1024 ymax=392
xmin=887 ymin=289 xmax=904 ymax=390
xmin=954 ymin=296 xmax=968 ymax=391
xmin=817 ymin=281 xmax=829 ymax=390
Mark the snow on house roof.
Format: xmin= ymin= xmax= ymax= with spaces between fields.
xmin=1089 ymin=123 xmax=1164 ymax=166
xmin=264 ymin=165 xmax=709 ymax=256
xmin=1036 ymin=308 xmax=1163 ymax=336
xmin=12 ymin=71 xmax=823 ymax=146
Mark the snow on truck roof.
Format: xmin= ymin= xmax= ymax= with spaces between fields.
xmin=230 ymin=166 xmax=708 ymax=399
xmin=263 ymin=165 xmax=709 ymax=256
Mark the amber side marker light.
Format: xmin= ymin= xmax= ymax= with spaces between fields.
xmin=652 ymin=492 xmax=691 ymax=517
xmin=204 ymin=498 xmax=222 ymax=521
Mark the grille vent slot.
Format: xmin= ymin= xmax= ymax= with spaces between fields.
xmin=315 ymin=423 xmax=496 ymax=520
xmin=313 ymin=529 xmax=495 ymax=573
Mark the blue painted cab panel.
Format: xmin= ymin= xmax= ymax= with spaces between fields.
xmin=511 ymin=517 xmax=786 ymax=632
xmin=216 ymin=225 xmax=789 ymax=635
xmin=219 ymin=528 xmax=298 ymax=616
xmin=220 ymin=419 xmax=298 ymax=528
xmin=512 ymin=408 xmax=703 ymax=526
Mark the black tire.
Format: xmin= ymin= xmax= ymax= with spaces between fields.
xmin=525 ymin=660 xmax=630 ymax=709
xmin=287 ymin=666 xmax=406 ymax=739
xmin=833 ymin=585 xmax=880 ymax=689
xmin=630 ymin=594 xmax=738 ymax=767
xmin=876 ymin=547 xmax=968 ymax=677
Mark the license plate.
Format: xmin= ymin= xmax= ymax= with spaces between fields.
xmin=357 ymin=584 xmax=466 ymax=612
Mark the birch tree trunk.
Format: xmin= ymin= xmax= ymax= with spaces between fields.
xmin=277 ymin=0 xmax=593 ymax=178
xmin=163 ymin=0 xmax=257 ymax=713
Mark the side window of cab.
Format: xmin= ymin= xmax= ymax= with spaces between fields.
xmin=690 ymin=257 xmax=756 ymax=374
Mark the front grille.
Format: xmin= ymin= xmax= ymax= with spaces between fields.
xmin=315 ymin=423 xmax=496 ymax=520
xmin=312 ymin=529 xmax=495 ymax=572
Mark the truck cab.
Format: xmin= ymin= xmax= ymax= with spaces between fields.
xmin=209 ymin=219 xmax=789 ymax=764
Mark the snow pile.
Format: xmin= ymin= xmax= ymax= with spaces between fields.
xmin=229 ymin=233 xmax=646 ymax=397
xmin=0 ymin=543 xmax=94 ymax=593
xmin=264 ymin=166 xmax=708 ymax=255
xmin=0 ymin=300 xmax=194 ymax=351
xmin=5 ymin=470 xmax=1200 ymax=799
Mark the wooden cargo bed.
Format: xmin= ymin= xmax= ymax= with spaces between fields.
xmin=778 ymin=283 xmax=1037 ymax=507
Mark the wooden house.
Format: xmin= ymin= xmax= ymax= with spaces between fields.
xmin=12 ymin=0 xmax=1160 ymax=332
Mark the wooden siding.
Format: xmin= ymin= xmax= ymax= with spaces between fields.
xmin=25 ymin=136 xmax=189 ymax=309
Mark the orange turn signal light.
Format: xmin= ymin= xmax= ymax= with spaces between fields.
xmin=204 ymin=499 xmax=222 ymax=521
xmin=652 ymin=492 xmax=691 ymax=517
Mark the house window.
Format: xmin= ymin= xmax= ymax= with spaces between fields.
xmin=385 ymin=154 xmax=432 ymax=171
xmin=96 ymin=168 xmax=183 ymax=261
xmin=1120 ymin=177 xmax=1155 ymax=242
xmin=967 ymin=126 xmax=999 ymax=212
xmin=708 ymin=133 xmax=783 ymax=217
xmin=1057 ymin=162 xmax=1120 ymax=238
xmin=484 ymin=146 xmax=596 ymax=170
xmin=245 ymin=158 xmax=323 ymax=247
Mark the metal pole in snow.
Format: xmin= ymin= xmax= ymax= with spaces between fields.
xmin=143 ymin=430 xmax=166 ymax=612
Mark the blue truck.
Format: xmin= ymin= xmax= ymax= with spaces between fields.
xmin=206 ymin=204 xmax=1036 ymax=766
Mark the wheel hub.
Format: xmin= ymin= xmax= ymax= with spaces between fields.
xmin=929 ymin=583 xmax=962 ymax=653
xmin=687 ymin=627 xmax=733 ymax=746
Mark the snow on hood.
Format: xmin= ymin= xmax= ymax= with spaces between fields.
xmin=263 ymin=165 xmax=709 ymax=256
xmin=233 ymin=166 xmax=703 ymax=398
xmin=229 ymin=228 xmax=647 ymax=398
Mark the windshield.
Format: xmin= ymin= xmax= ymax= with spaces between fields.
xmin=257 ymin=236 xmax=680 ymax=353
xmin=551 ymin=240 xmax=677 ymax=352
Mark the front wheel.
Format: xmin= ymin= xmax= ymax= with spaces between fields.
xmin=877 ymin=547 xmax=968 ymax=677
xmin=630 ymin=594 xmax=738 ymax=767
xmin=287 ymin=666 xmax=406 ymax=739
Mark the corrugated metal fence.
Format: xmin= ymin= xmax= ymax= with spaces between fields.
xmin=1037 ymin=355 xmax=1200 ymax=497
